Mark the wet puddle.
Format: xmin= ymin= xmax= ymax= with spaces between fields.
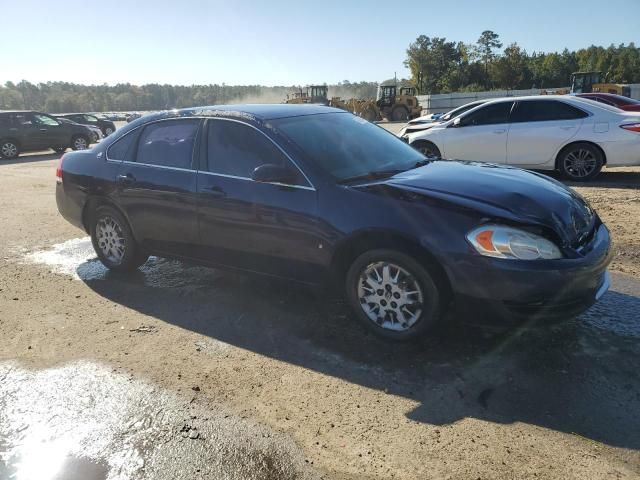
xmin=23 ymin=237 xmax=226 ymax=289
xmin=0 ymin=362 xmax=316 ymax=480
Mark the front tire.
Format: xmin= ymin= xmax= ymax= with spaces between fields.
xmin=0 ymin=140 xmax=19 ymax=159
xmin=558 ymin=142 xmax=603 ymax=182
xmin=53 ymin=147 xmax=67 ymax=154
xmin=392 ymin=106 xmax=409 ymax=122
xmin=71 ymin=135 xmax=89 ymax=151
xmin=412 ymin=140 xmax=441 ymax=159
xmin=90 ymin=206 xmax=149 ymax=271
xmin=345 ymin=249 xmax=442 ymax=341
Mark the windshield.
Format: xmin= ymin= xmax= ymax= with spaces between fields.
xmin=272 ymin=112 xmax=425 ymax=182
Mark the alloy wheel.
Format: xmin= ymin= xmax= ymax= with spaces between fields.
xmin=105 ymin=127 xmax=114 ymax=136
xmin=357 ymin=261 xmax=424 ymax=332
xmin=96 ymin=216 xmax=126 ymax=265
xmin=74 ymin=137 xmax=88 ymax=150
xmin=1 ymin=142 xmax=18 ymax=158
xmin=563 ymin=148 xmax=597 ymax=179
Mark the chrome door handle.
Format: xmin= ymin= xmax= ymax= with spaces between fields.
xmin=40 ymin=128 xmax=47 ymax=132
xmin=493 ymin=129 xmax=506 ymax=134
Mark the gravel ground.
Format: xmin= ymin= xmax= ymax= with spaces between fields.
xmin=0 ymin=146 xmax=639 ymax=480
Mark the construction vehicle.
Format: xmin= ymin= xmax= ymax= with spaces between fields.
xmin=285 ymin=85 xmax=329 ymax=105
xmin=570 ymin=71 xmax=631 ymax=97
xmin=330 ymin=85 xmax=422 ymax=122
xmin=375 ymin=85 xmax=422 ymax=121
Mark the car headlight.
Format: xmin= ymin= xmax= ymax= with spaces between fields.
xmin=466 ymin=225 xmax=562 ymax=260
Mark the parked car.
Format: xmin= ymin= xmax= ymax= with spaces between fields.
xmin=0 ymin=110 xmax=92 ymax=159
xmin=57 ymin=117 xmax=103 ymax=143
xmin=576 ymin=93 xmax=640 ymax=112
xmin=398 ymin=100 xmax=488 ymax=137
xmin=56 ymin=104 xmax=611 ymax=340
xmin=56 ymin=113 xmax=117 ymax=136
xmin=404 ymin=95 xmax=640 ymax=181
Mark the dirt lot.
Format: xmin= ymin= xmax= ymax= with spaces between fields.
xmin=1 ymin=148 xmax=639 ymax=479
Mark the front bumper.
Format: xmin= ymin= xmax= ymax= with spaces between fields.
xmin=447 ymin=223 xmax=613 ymax=323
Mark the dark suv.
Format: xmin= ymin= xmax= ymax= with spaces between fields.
xmin=56 ymin=113 xmax=117 ymax=136
xmin=0 ymin=111 xmax=92 ymax=159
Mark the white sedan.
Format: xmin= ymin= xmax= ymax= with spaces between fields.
xmin=404 ymin=95 xmax=640 ymax=181
xmin=397 ymin=100 xmax=487 ymax=137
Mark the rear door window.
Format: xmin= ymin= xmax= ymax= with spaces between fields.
xmin=461 ymin=102 xmax=513 ymax=126
xmin=135 ymin=119 xmax=200 ymax=169
xmin=511 ymin=100 xmax=589 ymax=123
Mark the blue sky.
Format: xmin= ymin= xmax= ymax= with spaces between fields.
xmin=2 ymin=0 xmax=638 ymax=86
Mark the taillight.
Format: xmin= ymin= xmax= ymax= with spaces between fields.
xmin=56 ymin=155 xmax=65 ymax=184
xmin=620 ymin=123 xmax=640 ymax=133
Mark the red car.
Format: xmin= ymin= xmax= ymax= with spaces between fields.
xmin=576 ymin=93 xmax=640 ymax=112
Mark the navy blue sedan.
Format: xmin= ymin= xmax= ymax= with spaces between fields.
xmin=56 ymin=105 xmax=612 ymax=340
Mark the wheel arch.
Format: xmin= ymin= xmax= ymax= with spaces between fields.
xmin=82 ymin=196 xmax=135 ymax=238
xmin=0 ymin=136 xmax=21 ymax=148
xmin=555 ymin=140 xmax=607 ymax=169
xmin=330 ymin=229 xmax=452 ymax=299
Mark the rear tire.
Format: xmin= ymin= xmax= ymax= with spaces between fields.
xmin=103 ymin=126 xmax=114 ymax=136
xmin=0 ymin=140 xmax=19 ymax=159
xmin=345 ymin=249 xmax=442 ymax=341
xmin=71 ymin=135 xmax=89 ymax=151
xmin=557 ymin=142 xmax=603 ymax=182
xmin=412 ymin=140 xmax=441 ymax=159
xmin=90 ymin=205 xmax=149 ymax=271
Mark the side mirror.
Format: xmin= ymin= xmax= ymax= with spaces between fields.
xmin=251 ymin=164 xmax=298 ymax=184
xmin=452 ymin=117 xmax=463 ymax=128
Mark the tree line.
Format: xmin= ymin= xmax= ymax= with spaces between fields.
xmin=406 ymin=31 xmax=640 ymax=94
xmin=0 ymin=81 xmax=384 ymax=113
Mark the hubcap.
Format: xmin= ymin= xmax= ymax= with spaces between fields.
xmin=96 ymin=216 xmax=126 ymax=264
xmin=74 ymin=137 xmax=88 ymax=150
xmin=1 ymin=142 xmax=17 ymax=157
xmin=105 ymin=128 xmax=113 ymax=136
xmin=564 ymin=149 xmax=596 ymax=178
xmin=357 ymin=262 xmax=424 ymax=332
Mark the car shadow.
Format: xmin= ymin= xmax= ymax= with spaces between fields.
xmin=543 ymin=170 xmax=640 ymax=189
xmin=77 ymin=258 xmax=640 ymax=451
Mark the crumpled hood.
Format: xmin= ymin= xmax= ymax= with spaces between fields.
xmin=385 ymin=160 xmax=596 ymax=246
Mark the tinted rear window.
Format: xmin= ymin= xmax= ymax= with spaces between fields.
xmin=511 ymin=100 xmax=589 ymax=122
xmin=136 ymin=119 xmax=199 ymax=169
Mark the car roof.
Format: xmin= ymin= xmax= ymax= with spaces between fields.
xmin=143 ymin=104 xmax=346 ymax=123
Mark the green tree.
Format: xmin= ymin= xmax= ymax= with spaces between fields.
xmin=476 ymin=30 xmax=503 ymax=87
xmin=404 ymin=36 xmax=463 ymax=93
